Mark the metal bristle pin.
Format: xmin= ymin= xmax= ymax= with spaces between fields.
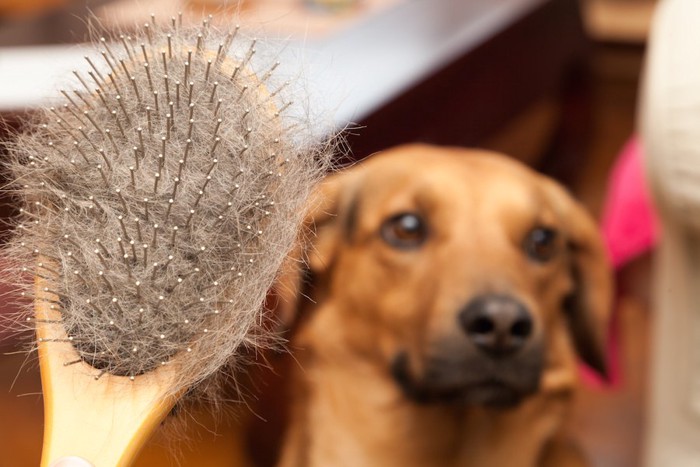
xmin=4 ymin=18 xmax=334 ymax=393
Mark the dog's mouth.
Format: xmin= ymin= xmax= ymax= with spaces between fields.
xmin=458 ymin=380 xmax=525 ymax=408
xmin=390 ymin=351 xmax=542 ymax=409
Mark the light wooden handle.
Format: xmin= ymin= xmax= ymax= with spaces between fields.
xmin=36 ymin=277 xmax=181 ymax=467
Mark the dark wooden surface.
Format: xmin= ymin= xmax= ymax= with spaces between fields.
xmin=345 ymin=0 xmax=591 ymax=186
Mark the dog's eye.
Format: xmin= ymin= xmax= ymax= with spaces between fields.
xmin=381 ymin=213 xmax=428 ymax=249
xmin=524 ymin=227 xmax=559 ymax=262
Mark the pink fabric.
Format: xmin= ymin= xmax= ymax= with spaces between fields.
xmin=601 ymin=136 xmax=660 ymax=268
xmin=581 ymin=136 xmax=660 ymax=387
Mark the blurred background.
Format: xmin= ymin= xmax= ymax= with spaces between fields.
xmin=0 ymin=0 xmax=656 ymax=465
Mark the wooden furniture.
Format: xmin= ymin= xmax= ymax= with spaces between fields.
xmin=343 ymin=0 xmax=591 ymax=184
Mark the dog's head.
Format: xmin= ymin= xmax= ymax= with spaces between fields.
xmin=281 ymin=144 xmax=612 ymax=409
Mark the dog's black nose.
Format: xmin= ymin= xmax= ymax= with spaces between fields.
xmin=459 ymin=295 xmax=533 ymax=357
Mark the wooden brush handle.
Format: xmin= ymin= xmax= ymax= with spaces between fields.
xmin=36 ymin=277 xmax=181 ymax=467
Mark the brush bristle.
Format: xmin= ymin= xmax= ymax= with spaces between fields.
xmin=2 ymin=17 xmax=335 ymax=393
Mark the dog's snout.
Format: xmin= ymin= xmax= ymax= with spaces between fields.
xmin=459 ymin=295 xmax=533 ymax=356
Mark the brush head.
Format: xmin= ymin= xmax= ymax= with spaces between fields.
xmin=2 ymin=17 xmax=335 ymax=395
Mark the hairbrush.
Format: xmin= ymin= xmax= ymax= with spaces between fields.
xmin=3 ymin=15 xmax=333 ymax=466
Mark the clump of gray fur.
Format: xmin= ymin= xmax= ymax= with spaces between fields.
xmin=2 ymin=17 xmax=334 ymax=396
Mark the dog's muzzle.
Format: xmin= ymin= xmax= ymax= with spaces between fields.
xmin=392 ymin=294 xmax=544 ymax=409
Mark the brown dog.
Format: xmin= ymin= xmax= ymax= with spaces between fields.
xmin=276 ymin=144 xmax=612 ymax=467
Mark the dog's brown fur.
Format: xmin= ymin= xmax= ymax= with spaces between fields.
xmin=276 ymin=145 xmax=612 ymax=467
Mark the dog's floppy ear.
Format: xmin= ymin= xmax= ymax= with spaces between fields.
xmin=304 ymin=172 xmax=357 ymax=274
xmin=542 ymin=178 xmax=613 ymax=379
xmin=274 ymin=169 xmax=360 ymax=327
